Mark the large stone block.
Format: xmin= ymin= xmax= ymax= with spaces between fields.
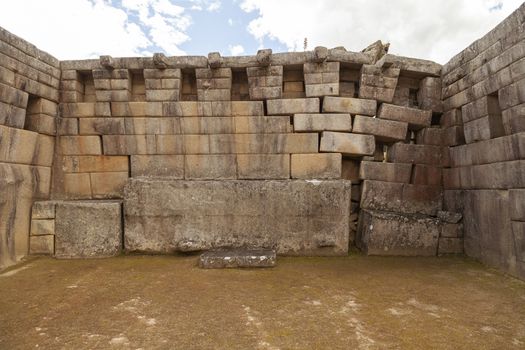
xmin=463 ymin=114 xmax=505 ymax=143
xmin=29 ymin=235 xmax=54 ymax=255
xmin=237 ymin=154 xmax=290 ymax=179
xmin=502 ymin=104 xmax=525 ymax=135
xmin=377 ymin=103 xmax=432 ymax=130
xmin=291 ymin=153 xmax=342 ymax=179
xmin=352 ymin=115 xmax=408 ymax=142
xmin=266 ymin=98 xmax=320 ymax=115
xmin=31 ymin=201 xmax=56 ymax=219
xmin=131 ymin=155 xmax=184 ymax=178
xmin=124 ymin=179 xmax=351 ymax=255
xmin=54 ymin=201 xmax=122 ymax=258
xmin=185 ymin=154 xmax=236 ymax=179
xmin=361 ymin=180 xmax=442 ymax=216
xmin=90 ymin=172 xmax=129 ymax=198
xmin=358 ymin=161 xmax=412 ymax=183
xmin=62 ymin=155 xmax=129 ymax=173
xmin=293 ymin=113 xmax=352 ymax=132
xmin=30 ymin=219 xmax=54 ymax=236
xmin=59 ymin=136 xmax=102 ymax=156
xmin=322 ymin=96 xmax=376 ymax=116
xmin=320 ymin=131 xmax=375 ymax=157
xmin=509 ymin=189 xmax=525 ymax=221
xmin=357 ymin=209 xmax=439 ymax=256
xmin=387 ymin=142 xmax=447 ymax=166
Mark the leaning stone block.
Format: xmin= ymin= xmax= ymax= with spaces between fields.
xmin=30 ymin=219 xmax=55 ymax=236
xmin=293 ymin=113 xmax=351 ymax=132
xmin=291 ymin=153 xmax=342 ymax=179
xmin=357 ymin=209 xmax=439 ymax=256
xmin=361 ymin=180 xmax=442 ymax=216
xmin=320 ymin=131 xmax=375 ymax=157
xmin=322 ymin=96 xmax=376 ymax=116
xmin=54 ymin=201 xmax=122 ymax=258
xmin=199 ymin=249 xmax=276 ymax=269
xmin=131 ymin=155 xmax=184 ymax=178
xmin=237 ymin=154 xmax=290 ymax=179
xmin=377 ymin=103 xmax=431 ymax=130
xmin=29 ymin=235 xmax=54 ymax=255
xmin=267 ymin=98 xmax=320 ymax=115
xmin=352 ymin=115 xmax=407 ymax=142
xmin=358 ymin=161 xmax=412 ymax=183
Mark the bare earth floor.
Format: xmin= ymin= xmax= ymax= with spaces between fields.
xmin=1 ymin=255 xmax=525 ymax=350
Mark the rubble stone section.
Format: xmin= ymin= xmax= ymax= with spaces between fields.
xmin=124 ymin=179 xmax=351 ymax=256
xmin=199 ymin=249 xmax=277 ymax=268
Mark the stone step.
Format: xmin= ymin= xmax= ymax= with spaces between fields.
xmin=199 ymin=249 xmax=277 ymax=269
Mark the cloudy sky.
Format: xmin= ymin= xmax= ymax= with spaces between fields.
xmin=0 ymin=0 xmax=522 ymax=64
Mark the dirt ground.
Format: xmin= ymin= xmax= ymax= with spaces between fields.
xmin=0 ymin=255 xmax=524 ymax=350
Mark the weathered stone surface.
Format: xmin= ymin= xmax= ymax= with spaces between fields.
xmin=31 ymin=201 xmax=56 ymax=219
xmin=29 ymin=235 xmax=54 ymax=255
xmin=124 ymin=179 xmax=351 ymax=256
xmin=361 ymin=180 xmax=442 ymax=216
xmin=358 ymin=161 xmax=412 ymax=183
xmin=438 ymin=237 xmax=464 ymax=254
xmin=322 ymin=96 xmax=377 ymax=116
xmin=54 ymin=201 xmax=122 ymax=258
xmin=412 ymin=164 xmax=442 ymax=186
xmin=90 ymin=172 xmax=128 ymax=198
xmin=293 ymin=113 xmax=351 ymax=132
xmin=266 ymin=98 xmax=320 ymax=115
xmin=341 ymin=158 xmax=360 ymax=182
xmin=437 ymin=210 xmax=463 ymax=224
xmin=237 ymin=154 xmax=290 ymax=179
xmin=131 ymin=155 xmax=184 ymax=178
xmin=320 ymin=131 xmax=375 ymax=157
xmin=352 ymin=115 xmax=407 ymax=142
xmin=502 ymin=104 xmax=525 ymax=135
xmin=62 ymin=155 xmax=128 ymax=173
xmin=463 ymin=114 xmax=505 ymax=143
xmin=415 ymin=128 xmax=443 ymax=145
xmin=509 ymin=189 xmax=525 ymax=221
xmin=199 ymin=249 xmax=276 ymax=269
xmin=377 ymin=104 xmax=432 ymax=130
xmin=30 ymin=219 xmax=54 ymax=236
xmin=185 ymin=154 xmax=236 ymax=179
xmin=443 ymin=160 xmax=525 ymax=190
xmin=357 ymin=210 xmax=440 ymax=256
xmin=418 ymin=77 xmax=442 ymax=113
xmin=291 ymin=153 xmax=342 ymax=179
xmin=387 ymin=143 xmax=448 ymax=166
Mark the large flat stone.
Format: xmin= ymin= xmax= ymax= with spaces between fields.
xmin=357 ymin=209 xmax=440 ymax=256
xmin=319 ymin=131 xmax=375 ymax=157
xmin=322 ymin=96 xmax=377 ymax=116
xmin=54 ymin=201 xmax=122 ymax=259
xmin=199 ymin=249 xmax=276 ymax=269
xmin=377 ymin=104 xmax=431 ymax=130
xmin=124 ymin=179 xmax=351 ymax=256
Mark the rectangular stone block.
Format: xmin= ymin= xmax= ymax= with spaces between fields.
xmin=59 ymin=136 xmax=102 ymax=155
xmin=0 ymin=82 xmax=28 ymax=108
xmin=357 ymin=210 xmax=439 ymax=256
xmin=462 ymin=95 xmax=501 ymax=123
xmin=63 ymin=173 xmax=92 ymax=199
xmin=55 ymin=201 xmax=122 ymax=258
xmin=438 ymin=237 xmax=464 ymax=254
xmin=291 ymin=153 xmax=342 ymax=179
xmin=249 ymin=86 xmax=282 ymax=100
xmin=124 ymin=179 xmax=351 ymax=255
xmin=267 ymin=98 xmax=320 ymax=115
xmin=234 ymin=116 xmax=290 ymax=134
xmin=463 ymin=114 xmax=505 ymax=143
xmin=60 ymin=102 xmax=111 ymax=118
xmin=30 ymin=219 xmax=55 ymax=236
xmin=509 ymin=189 xmax=525 ymax=221
xmin=293 ymin=113 xmax=351 ymax=132
xmin=352 ymin=115 xmax=408 ymax=142
xmin=440 ymin=109 xmax=463 ymax=127
xmin=0 ymin=125 xmax=38 ymax=164
xmin=444 ymin=161 xmax=525 ymax=190
xmin=185 ymin=154 xmax=236 ymax=180
xmin=361 ymin=180 xmax=442 ymax=216
xmin=358 ymin=86 xmax=396 ymax=103
xmin=231 ymin=101 xmax=264 ymax=116
xmin=131 ymin=155 xmax=184 ymax=178
xmin=29 ymin=235 xmax=54 ymax=255
xmin=145 ymin=89 xmax=180 ymax=102
xmin=322 ymin=96 xmax=377 ymax=116
xmin=110 ymin=102 xmax=163 ymax=117
xmin=412 ymin=164 xmax=442 ymax=186
xmin=0 ymin=101 xmax=26 ymax=128
xmin=31 ymin=201 xmax=56 ymax=219
xmin=90 ymin=172 xmax=129 ymax=198
xmin=358 ymin=161 xmax=412 ymax=183
xmin=387 ymin=142 xmax=447 ymax=166
xmin=320 ymin=131 xmax=375 ymax=157
xmin=498 ymin=78 xmax=525 ymax=110
xmin=502 ymin=104 xmax=525 ymax=135
xmin=341 ymin=159 xmax=360 ymax=182
xmin=62 ymin=155 xmax=129 ymax=173
xmin=305 ymin=83 xmax=339 ymax=97
xmin=443 ymin=126 xmax=466 ymax=146
xmin=103 ymin=135 xmax=156 ymax=155
xmin=237 ymin=154 xmax=290 ymax=179
xmin=181 ymin=117 xmax=233 ymax=134
xmin=143 ymin=68 xmax=181 ymax=79
xmin=24 ymin=114 xmax=56 ymax=136
xmin=377 ymin=103 xmax=432 ymax=130
xmin=415 ymin=128 xmax=443 ymax=145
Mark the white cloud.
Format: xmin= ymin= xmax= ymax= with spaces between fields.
xmin=240 ymin=0 xmax=524 ymax=64
xmin=228 ymin=18 xmax=234 ymax=26
xmin=229 ymin=44 xmax=245 ymax=55
xmin=189 ymin=0 xmax=221 ymax=12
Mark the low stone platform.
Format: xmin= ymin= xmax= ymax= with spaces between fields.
xmin=124 ymin=179 xmax=352 ymax=256
xmin=199 ymin=249 xmax=276 ymax=269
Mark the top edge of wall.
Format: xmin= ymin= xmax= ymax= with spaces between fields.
xmin=0 ymin=27 xmax=60 ymax=68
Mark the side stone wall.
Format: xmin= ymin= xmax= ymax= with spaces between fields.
xmin=0 ymin=28 xmax=59 ymax=269
xmin=441 ymin=3 xmax=525 ymax=280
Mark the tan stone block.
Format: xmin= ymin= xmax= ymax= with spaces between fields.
xmin=462 ymin=95 xmax=501 ymax=123
xmin=267 ymin=98 xmax=320 ymax=115
xmin=110 ymin=102 xmax=163 ymax=117
xmin=31 ymin=201 xmax=56 ymax=219
xmin=143 ymin=68 xmax=181 ymax=79
xmin=412 ymin=164 xmax=443 ymax=186
xmin=130 ymin=155 xmax=184 ymax=178
xmin=103 ymin=135 xmax=156 ymax=155
xmin=320 ymin=131 xmax=375 ymax=157
xmin=78 ymin=117 xmax=125 ymax=135
xmin=29 ymin=235 xmax=54 ymax=255
xmin=237 ymin=154 xmax=290 ymax=179
xmin=291 ymin=153 xmax=342 ymax=179
xmin=294 ymin=113 xmax=351 ymax=132
xmin=359 ymin=161 xmax=412 ymax=183
xmin=438 ymin=237 xmax=463 ymax=254
xmin=440 ymin=109 xmax=463 ymax=127
xmin=415 ymin=127 xmax=444 ymax=145
xmin=59 ymin=136 xmax=101 ymax=155
xmin=24 ymin=114 xmax=56 ymax=135
xmin=387 ymin=142 xmax=447 ymax=166
xmin=284 ymin=81 xmax=304 ymax=92
xmin=231 ymin=101 xmax=264 ymax=116
xmin=322 ymin=96 xmax=377 ymax=116
xmin=181 ymin=117 xmax=234 ymax=134
xmin=60 ymin=102 xmax=111 ymax=118
xmin=185 ymin=154 xmax=236 ymax=179
xmin=352 ymin=115 xmax=407 ymax=142
xmin=145 ymin=89 xmax=180 ymax=102
xmin=27 ymin=98 xmax=58 ymax=116
xmin=90 ymin=171 xmax=128 ymax=198
xmin=30 ymin=219 xmax=55 ymax=236
xmin=180 ymin=135 xmax=208 ymax=154
xmin=249 ymin=86 xmax=282 ymax=100
xmin=358 ymin=86 xmax=396 ymax=103
xmin=0 ymin=101 xmax=26 ymax=128
xmin=0 ymin=82 xmax=28 ymax=108
xmin=502 ymin=104 xmax=525 ymax=135
xmin=0 ymin=125 xmax=38 ymax=164
xmin=58 ymin=118 xmax=79 ymax=135
xmin=63 ymin=173 xmax=92 ymax=199
xmin=377 ymin=103 xmax=432 ymax=130
xmin=197 ymin=89 xmax=231 ymax=101
xmin=62 ymin=155 xmax=129 ymax=173
xmin=33 ymin=134 xmax=55 ymax=167
xmin=234 ymin=116 xmax=290 ymax=134
xmin=463 ymin=114 xmax=505 ymax=143
xmin=305 ymin=83 xmax=339 ymax=97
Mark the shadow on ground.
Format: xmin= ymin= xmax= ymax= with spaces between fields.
xmin=1 ymin=255 xmax=524 ymax=349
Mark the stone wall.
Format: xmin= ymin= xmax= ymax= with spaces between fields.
xmin=0 ymin=28 xmax=59 ymax=269
xmin=441 ymin=3 xmax=525 ymax=280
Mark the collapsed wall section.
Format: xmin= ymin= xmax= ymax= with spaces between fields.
xmin=441 ymin=3 xmax=525 ymax=280
xmin=0 ymin=28 xmax=59 ymax=269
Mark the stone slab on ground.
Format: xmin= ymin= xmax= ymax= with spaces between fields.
xmin=124 ymin=179 xmax=351 ymax=256
xmin=357 ymin=209 xmax=440 ymax=256
xmin=198 ymin=249 xmax=276 ymax=268
xmin=54 ymin=201 xmax=122 ymax=259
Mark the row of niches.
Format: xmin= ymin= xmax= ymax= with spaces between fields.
xmin=60 ymin=64 xmax=424 ymax=108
